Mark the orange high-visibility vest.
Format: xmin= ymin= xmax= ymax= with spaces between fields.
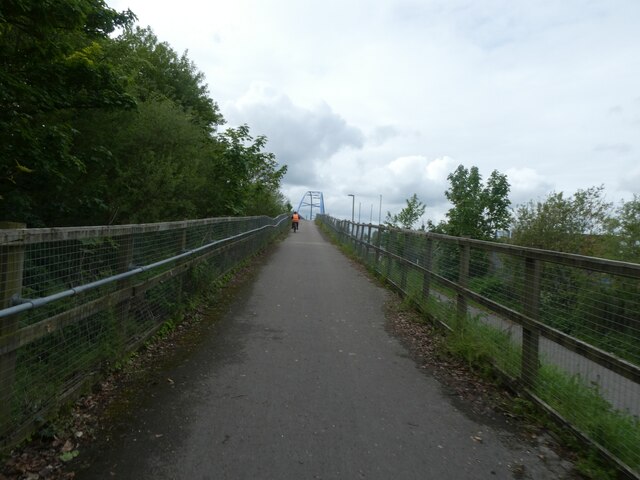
xmin=292 ymin=213 xmax=300 ymax=222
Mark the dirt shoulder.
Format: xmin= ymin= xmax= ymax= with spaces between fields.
xmin=2 ymin=233 xmax=586 ymax=480
xmin=0 ymin=252 xmax=270 ymax=480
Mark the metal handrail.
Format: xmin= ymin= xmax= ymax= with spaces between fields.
xmin=0 ymin=215 xmax=289 ymax=320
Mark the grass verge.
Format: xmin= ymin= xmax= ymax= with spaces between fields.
xmin=317 ymin=218 xmax=640 ymax=480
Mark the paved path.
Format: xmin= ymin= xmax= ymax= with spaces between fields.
xmin=78 ymin=222 xmax=569 ymax=479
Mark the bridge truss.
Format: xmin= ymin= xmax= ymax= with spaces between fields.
xmin=296 ymin=191 xmax=325 ymax=220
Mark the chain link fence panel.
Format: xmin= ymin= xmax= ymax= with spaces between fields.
xmin=318 ymin=215 xmax=640 ymax=478
xmin=0 ymin=215 xmax=289 ymax=449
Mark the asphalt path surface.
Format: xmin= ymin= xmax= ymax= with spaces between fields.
xmin=78 ymin=222 xmax=570 ymax=479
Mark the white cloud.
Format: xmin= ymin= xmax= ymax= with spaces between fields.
xmin=109 ymin=0 xmax=640 ymax=222
xmin=388 ymin=156 xmax=425 ymax=177
xmin=369 ymin=125 xmax=400 ymax=146
xmin=618 ymin=166 xmax=640 ymax=196
xmin=425 ymin=157 xmax=456 ymax=182
xmin=225 ymin=83 xmax=364 ymax=186
xmin=505 ymin=167 xmax=554 ymax=206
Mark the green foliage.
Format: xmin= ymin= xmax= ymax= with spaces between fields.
xmin=9 ymin=225 xmax=280 ymax=448
xmin=538 ymin=266 xmax=640 ymax=364
xmin=434 ymin=165 xmax=511 ymax=240
xmin=84 ymin=99 xmax=209 ymax=224
xmin=537 ymin=365 xmax=640 ymax=473
xmin=155 ymin=319 xmax=178 ymax=339
xmin=385 ymin=193 xmax=426 ymax=230
xmin=0 ymin=0 xmax=136 ymax=225
xmin=431 ymin=295 xmax=640 ymax=474
xmin=1 ymin=10 xmax=288 ymax=226
xmin=608 ymin=194 xmax=640 ymax=262
xmin=201 ymin=124 xmax=288 ymax=217
xmin=323 ymin=212 xmax=640 ymax=476
xmin=512 ymin=186 xmax=613 ymax=256
xmin=574 ymin=453 xmax=618 ymax=480
xmin=60 ymin=450 xmax=80 ymax=462
xmin=469 ymin=275 xmax=515 ymax=307
xmin=511 ymin=186 xmax=640 ymax=363
xmin=445 ymin=314 xmax=521 ymax=378
xmin=110 ymin=26 xmax=223 ymax=132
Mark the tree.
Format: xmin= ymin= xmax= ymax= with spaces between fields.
xmin=196 ymin=125 xmax=288 ymax=217
xmin=435 ymin=165 xmax=511 ymax=240
xmin=0 ymin=10 xmax=288 ymax=226
xmin=109 ymin=27 xmax=223 ymax=132
xmin=510 ymin=187 xmax=639 ymax=356
xmin=511 ymin=185 xmax=613 ymax=256
xmin=385 ymin=194 xmax=426 ymax=229
xmin=0 ymin=0 xmax=136 ymax=225
xmin=69 ymin=27 xmax=228 ymax=224
xmin=94 ymin=99 xmax=209 ymax=224
xmin=607 ymin=194 xmax=640 ymax=262
xmin=425 ymin=166 xmax=511 ymax=282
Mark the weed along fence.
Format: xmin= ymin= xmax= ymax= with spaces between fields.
xmin=317 ymin=215 xmax=640 ymax=478
xmin=0 ymin=215 xmax=289 ymax=449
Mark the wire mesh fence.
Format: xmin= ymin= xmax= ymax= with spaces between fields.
xmin=0 ymin=215 xmax=289 ymax=449
xmin=318 ymin=215 xmax=640 ymax=477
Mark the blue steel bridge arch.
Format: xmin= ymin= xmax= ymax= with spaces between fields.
xmin=296 ymin=191 xmax=325 ymax=220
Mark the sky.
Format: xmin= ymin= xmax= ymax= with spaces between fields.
xmin=109 ymin=0 xmax=640 ymax=224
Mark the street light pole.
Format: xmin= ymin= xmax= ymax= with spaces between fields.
xmin=347 ymin=194 xmax=355 ymax=224
xmin=378 ymin=194 xmax=382 ymax=225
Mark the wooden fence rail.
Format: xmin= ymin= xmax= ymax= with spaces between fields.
xmin=0 ymin=215 xmax=288 ymax=450
xmin=318 ymin=215 xmax=640 ymax=479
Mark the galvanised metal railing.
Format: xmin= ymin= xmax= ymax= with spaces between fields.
xmin=318 ymin=214 xmax=640 ymax=479
xmin=0 ymin=214 xmax=289 ymax=449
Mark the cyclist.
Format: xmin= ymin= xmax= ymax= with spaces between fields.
xmin=291 ymin=211 xmax=300 ymax=232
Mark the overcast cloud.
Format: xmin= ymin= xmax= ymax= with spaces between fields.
xmin=110 ymin=0 xmax=640 ymax=222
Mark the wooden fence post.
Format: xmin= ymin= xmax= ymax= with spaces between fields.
xmin=521 ymin=257 xmax=541 ymax=387
xmin=366 ymin=224 xmax=372 ymax=264
xmin=457 ymin=240 xmax=470 ymax=330
xmin=422 ymin=238 xmax=433 ymax=303
xmin=117 ymin=234 xmax=135 ymax=275
xmin=351 ymin=223 xmax=356 ymax=248
xmin=385 ymin=230 xmax=392 ymax=279
xmin=116 ymin=233 xmax=135 ymax=337
xmin=176 ymin=228 xmax=188 ymax=304
xmin=400 ymin=232 xmax=408 ymax=292
xmin=375 ymin=226 xmax=382 ymax=273
xmin=0 ymin=222 xmax=26 ymax=429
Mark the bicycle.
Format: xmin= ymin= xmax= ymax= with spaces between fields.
xmin=292 ymin=221 xmax=299 ymax=232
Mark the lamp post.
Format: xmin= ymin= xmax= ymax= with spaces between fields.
xmin=378 ymin=194 xmax=382 ymax=225
xmin=347 ymin=194 xmax=355 ymax=224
